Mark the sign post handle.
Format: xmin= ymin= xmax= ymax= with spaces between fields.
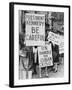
xmin=39 ymin=66 xmax=42 ymax=78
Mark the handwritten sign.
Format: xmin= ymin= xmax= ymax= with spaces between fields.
xmin=48 ymin=31 xmax=61 ymax=45
xmin=25 ymin=13 xmax=45 ymax=46
xmin=38 ymin=43 xmax=53 ymax=67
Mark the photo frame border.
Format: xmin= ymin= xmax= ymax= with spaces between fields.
xmin=9 ymin=2 xmax=70 ymax=88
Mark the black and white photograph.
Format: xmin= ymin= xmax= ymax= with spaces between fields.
xmin=9 ymin=2 xmax=70 ymax=87
xmin=19 ymin=10 xmax=64 ymax=79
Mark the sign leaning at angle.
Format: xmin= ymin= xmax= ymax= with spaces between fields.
xmin=48 ymin=32 xmax=64 ymax=54
xmin=48 ymin=31 xmax=61 ymax=45
xmin=25 ymin=13 xmax=45 ymax=46
xmin=38 ymin=43 xmax=53 ymax=67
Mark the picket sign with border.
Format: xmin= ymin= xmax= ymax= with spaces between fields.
xmin=25 ymin=13 xmax=45 ymax=46
xmin=38 ymin=42 xmax=53 ymax=67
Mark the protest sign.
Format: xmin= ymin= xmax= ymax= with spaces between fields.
xmin=38 ymin=43 xmax=53 ymax=67
xmin=48 ymin=32 xmax=64 ymax=53
xmin=48 ymin=31 xmax=61 ymax=45
xmin=25 ymin=13 xmax=45 ymax=46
